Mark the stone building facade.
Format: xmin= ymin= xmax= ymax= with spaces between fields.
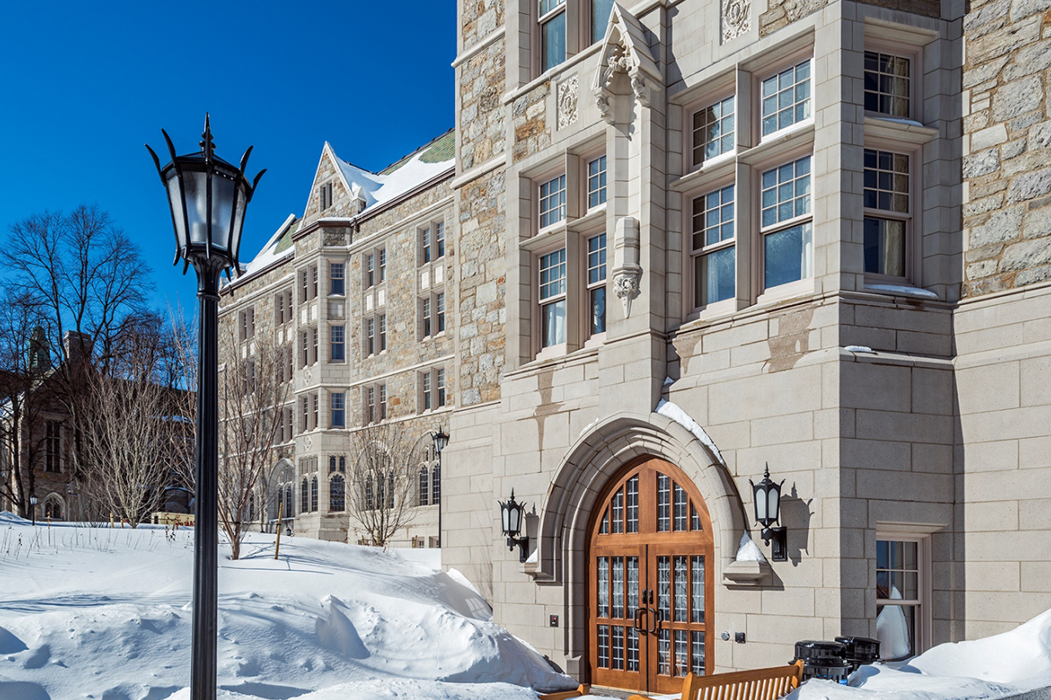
xmin=438 ymin=0 xmax=1051 ymax=695
xmin=219 ymin=132 xmax=457 ymax=546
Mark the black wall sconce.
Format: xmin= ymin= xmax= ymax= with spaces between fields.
xmin=499 ymin=490 xmax=529 ymax=562
xmin=750 ymin=464 xmax=787 ymax=561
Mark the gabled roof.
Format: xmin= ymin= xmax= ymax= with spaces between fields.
xmin=238 ymin=213 xmax=298 ymax=279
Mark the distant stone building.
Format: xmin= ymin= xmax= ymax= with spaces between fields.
xmin=219 ymin=132 xmax=456 ymax=546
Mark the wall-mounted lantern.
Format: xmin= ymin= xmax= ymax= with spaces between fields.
xmin=750 ymin=464 xmax=787 ymax=561
xmin=499 ymin=490 xmax=529 ymax=562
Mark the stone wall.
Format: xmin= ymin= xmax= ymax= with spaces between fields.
xmin=962 ymin=0 xmax=1051 ymax=296
xmin=462 ymin=0 xmax=504 ymax=52
xmin=759 ymin=0 xmax=939 ymax=38
xmin=459 ymin=40 xmax=506 ymax=171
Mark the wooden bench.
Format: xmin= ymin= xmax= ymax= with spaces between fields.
xmin=537 ymin=684 xmax=591 ymax=699
xmin=628 ymin=660 xmax=804 ymax=700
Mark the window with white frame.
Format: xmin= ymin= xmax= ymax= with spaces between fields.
xmin=539 ymin=248 xmax=568 ymax=347
xmin=274 ymin=290 xmax=293 ymax=325
xmin=760 ymin=156 xmax=812 ymax=290
xmin=692 ymin=184 xmax=736 ymax=308
xmin=331 ymin=391 xmax=345 ymax=428
xmin=330 ymin=325 xmax=345 ymax=362
xmin=238 ymin=307 xmax=255 ymax=342
xmin=586 ymin=233 xmax=607 ymax=335
xmin=863 ymin=149 xmax=910 ymax=278
xmin=536 ymin=0 xmax=615 ymax=74
xmin=420 ymin=221 xmax=446 ymax=265
xmin=364 ymin=383 xmax=387 ymax=424
xmin=364 ymin=317 xmax=376 ymax=357
xmin=539 ymin=174 xmax=567 ymax=229
xmin=419 ymin=292 xmax=445 ymax=340
xmin=420 ymin=367 xmax=447 ymax=412
xmin=587 ymin=156 xmax=607 ymax=209
xmin=312 ymin=393 xmax=319 ymax=429
xmin=865 ymin=51 xmax=911 ymax=118
xmin=329 ymin=261 xmax=345 ymax=295
xmin=876 ymin=536 xmax=927 ymax=661
xmin=364 ymin=248 xmax=386 ymax=289
xmin=693 ymin=95 xmax=735 ymax=166
xmin=378 ymin=314 xmax=387 ymax=352
xmin=760 ymin=59 xmax=811 ymax=137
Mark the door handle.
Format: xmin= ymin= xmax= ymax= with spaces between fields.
xmin=633 ymin=607 xmax=648 ymax=634
xmin=648 ymin=607 xmax=662 ymax=635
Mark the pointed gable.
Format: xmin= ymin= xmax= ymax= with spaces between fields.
xmin=593 ymin=3 xmax=663 ymax=122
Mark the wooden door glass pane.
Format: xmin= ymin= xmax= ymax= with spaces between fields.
xmin=657 ymin=473 xmax=670 ymax=531
xmin=612 ymin=489 xmax=624 ymax=534
xmin=691 ymin=503 xmax=702 ymax=531
xmin=613 ymin=557 xmax=625 ymax=618
xmin=628 ymin=557 xmax=639 ymax=617
xmin=598 ymin=557 xmax=609 ymax=617
xmin=613 ymin=626 xmax=625 ymax=670
xmin=599 ymin=625 xmax=610 ymax=667
xmin=692 ymin=556 xmax=705 ymax=622
xmin=627 ymin=476 xmax=639 ymax=532
xmin=692 ymin=631 xmax=706 ymax=675
xmin=674 ymin=484 xmax=688 ymax=531
xmin=658 ymin=629 xmax=671 ymax=676
xmin=628 ymin=626 xmax=640 ymax=671
xmin=674 ymin=556 xmax=688 ymax=622
xmin=675 ymin=630 xmax=689 ymax=677
xmin=658 ymin=556 xmax=671 ymax=621
xmin=600 ymin=507 xmax=609 ymax=534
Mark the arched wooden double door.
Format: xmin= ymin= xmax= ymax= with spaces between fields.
xmin=588 ymin=457 xmax=714 ymax=694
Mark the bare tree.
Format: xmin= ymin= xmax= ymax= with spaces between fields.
xmin=6 ymin=205 xmax=152 ymax=488
xmin=346 ymin=421 xmax=426 ymax=547
xmin=218 ymin=327 xmax=288 ymax=559
xmin=0 ymin=292 xmax=52 ymax=517
xmin=79 ymin=327 xmax=185 ymax=527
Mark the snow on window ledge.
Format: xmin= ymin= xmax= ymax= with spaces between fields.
xmin=866 ymin=283 xmax=939 ymax=300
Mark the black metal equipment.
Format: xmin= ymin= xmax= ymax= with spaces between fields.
xmin=792 ymin=640 xmax=852 ymax=684
xmin=835 ymin=636 xmax=881 ymax=671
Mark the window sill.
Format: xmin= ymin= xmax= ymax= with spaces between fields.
xmin=572 ymin=205 xmax=607 ymax=231
xmin=522 ymin=223 xmax=568 ymax=253
xmin=670 ymin=153 xmax=738 ymax=193
xmin=863 ymin=281 xmax=939 ymax=300
xmin=756 ymin=277 xmax=815 ymax=306
xmin=740 ymin=120 xmax=815 ymax=166
xmin=864 ymin=116 xmax=939 ymax=145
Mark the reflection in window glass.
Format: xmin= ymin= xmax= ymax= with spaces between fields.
xmin=761 ymin=60 xmax=811 ymax=136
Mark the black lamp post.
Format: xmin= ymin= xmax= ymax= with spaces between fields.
xmin=749 ymin=464 xmax=787 ymax=561
xmin=29 ymin=492 xmax=37 ymax=526
xmin=147 ymin=115 xmax=263 ymax=700
xmin=499 ymin=490 xmax=529 ymax=562
xmin=431 ymin=428 xmax=448 ymax=547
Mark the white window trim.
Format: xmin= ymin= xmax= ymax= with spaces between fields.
xmin=688 ymin=178 xmax=738 ymax=315
xmin=755 ymin=53 xmax=814 ymax=145
xmin=861 ymin=137 xmax=923 ymax=290
xmin=754 ymin=148 xmax=815 ymax=303
xmin=874 ymin=528 xmax=933 ymax=661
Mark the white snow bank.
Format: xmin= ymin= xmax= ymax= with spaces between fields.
xmin=656 ymin=399 xmax=727 ymax=467
xmin=866 ymin=283 xmax=939 ymax=300
xmin=790 ymin=608 xmax=1051 ymax=700
xmin=0 ymin=521 xmax=577 ymax=700
xmin=735 ymin=533 xmax=768 ymax=563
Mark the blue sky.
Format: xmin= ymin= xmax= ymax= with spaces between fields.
xmin=0 ymin=1 xmax=455 ymax=314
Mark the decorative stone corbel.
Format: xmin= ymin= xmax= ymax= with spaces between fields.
xmin=611 ymin=216 xmax=642 ymax=318
xmin=591 ymin=3 xmax=663 ymax=125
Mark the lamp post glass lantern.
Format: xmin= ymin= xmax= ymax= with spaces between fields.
xmin=147 ymin=115 xmax=263 ymax=700
xmin=749 ymin=464 xmax=787 ymax=561
xmin=499 ymin=490 xmax=529 ymax=562
xmin=431 ymin=428 xmax=448 ymax=547
xmin=29 ymin=493 xmax=37 ymax=526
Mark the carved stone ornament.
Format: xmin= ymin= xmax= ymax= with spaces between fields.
xmin=592 ymin=4 xmax=662 ymax=125
xmin=305 ymin=436 xmax=313 ymax=451
xmin=722 ymin=0 xmax=751 ymax=42
xmin=557 ymin=75 xmax=579 ymax=130
xmin=304 ymin=367 xmax=312 ymax=384
xmin=613 ymin=271 xmax=641 ymax=317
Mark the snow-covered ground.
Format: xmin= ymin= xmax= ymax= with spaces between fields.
xmin=3 ymin=511 xmax=1051 ymax=700
xmin=0 ymin=513 xmax=578 ymax=700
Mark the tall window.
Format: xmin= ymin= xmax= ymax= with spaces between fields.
xmin=330 ymin=325 xmax=345 ymax=362
xmin=364 ymin=317 xmax=375 ymax=357
xmin=379 ymin=384 xmax=387 ymax=420
xmin=319 ymin=182 xmax=333 ymax=210
xmin=760 ymin=59 xmax=811 ymax=137
xmin=365 ymin=384 xmax=387 ymax=423
xmin=379 ymin=248 xmax=386 ymax=282
xmin=310 ymin=476 xmax=319 ymax=512
xmin=693 ymin=96 xmax=735 ymax=166
xmin=238 ymin=307 xmax=255 ymax=341
xmin=587 ymin=156 xmax=607 ymax=209
xmin=435 ymin=221 xmax=445 ymax=258
xmin=312 ymin=393 xmax=319 ymax=429
xmin=419 ymin=466 xmax=430 ymax=506
xmin=365 ymin=253 xmax=376 ymax=288
xmin=420 ymin=226 xmax=432 ymax=264
xmin=420 ymin=293 xmax=445 ymax=339
xmin=877 ymin=537 xmax=925 ymax=660
xmin=420 ymin=367 xmax=447 ymax=412
xmin=539 ymin=0 xmax=567 ymax=72
xmin=539 ymin=174 xmax=567 ymax=229
xmin=539 ymin=248 xmax=567 ymax=347
xmin=587 ymin=234 xmax=607 ymax=335
xmin=863 ymin=149 xmax=910 ymax=278
xmin=692 ymin=184 xmax=736 ymax=307
xmin=379 ymin=315 xmax=387 ymax=352
xmin=865 ymin=51 xmax=911 ymax=118
xmin=312 ymin=328 xmax=318 ymax=365
xmin=365 ymin=386 xmax=376 ymax=424
xmin=45 ymin=421 xmax=60 ymax=473
xmin=760 ymin=156 xmax=812 ymax=289
xmin=330 ymin=474 xmax=346 ymax=512
xmin=300 ymin=477 xmax=309 ymax=513
xmin=420 ymin=221 xmax=445 ymax=265
xmin=331 ymin=392 xmax=345 ymax=428
xmin=329 ymin=262 xmax=345 ymax=295
xmin=591 ymin=0 xmax=615 ymax=42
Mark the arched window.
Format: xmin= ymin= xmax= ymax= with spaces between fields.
xmin=310 ymin=476 xmax=319 ymax=512
xmin=365 ymin=474 xmax=374 ymax=511
xmin=301 ymin=477 xmax=309 ymax=514
xmin=43 ymin=495 xmax=63 ymax=520
xmin=419 ymin=466 xmax=429 ymax=506
xmin=286 ymin=484 xmax=294 ymax=517
xmin=330 ymin=475 xmax=345 ymax=512
xmin=432 ymin=464 xmax=441 ymax=505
